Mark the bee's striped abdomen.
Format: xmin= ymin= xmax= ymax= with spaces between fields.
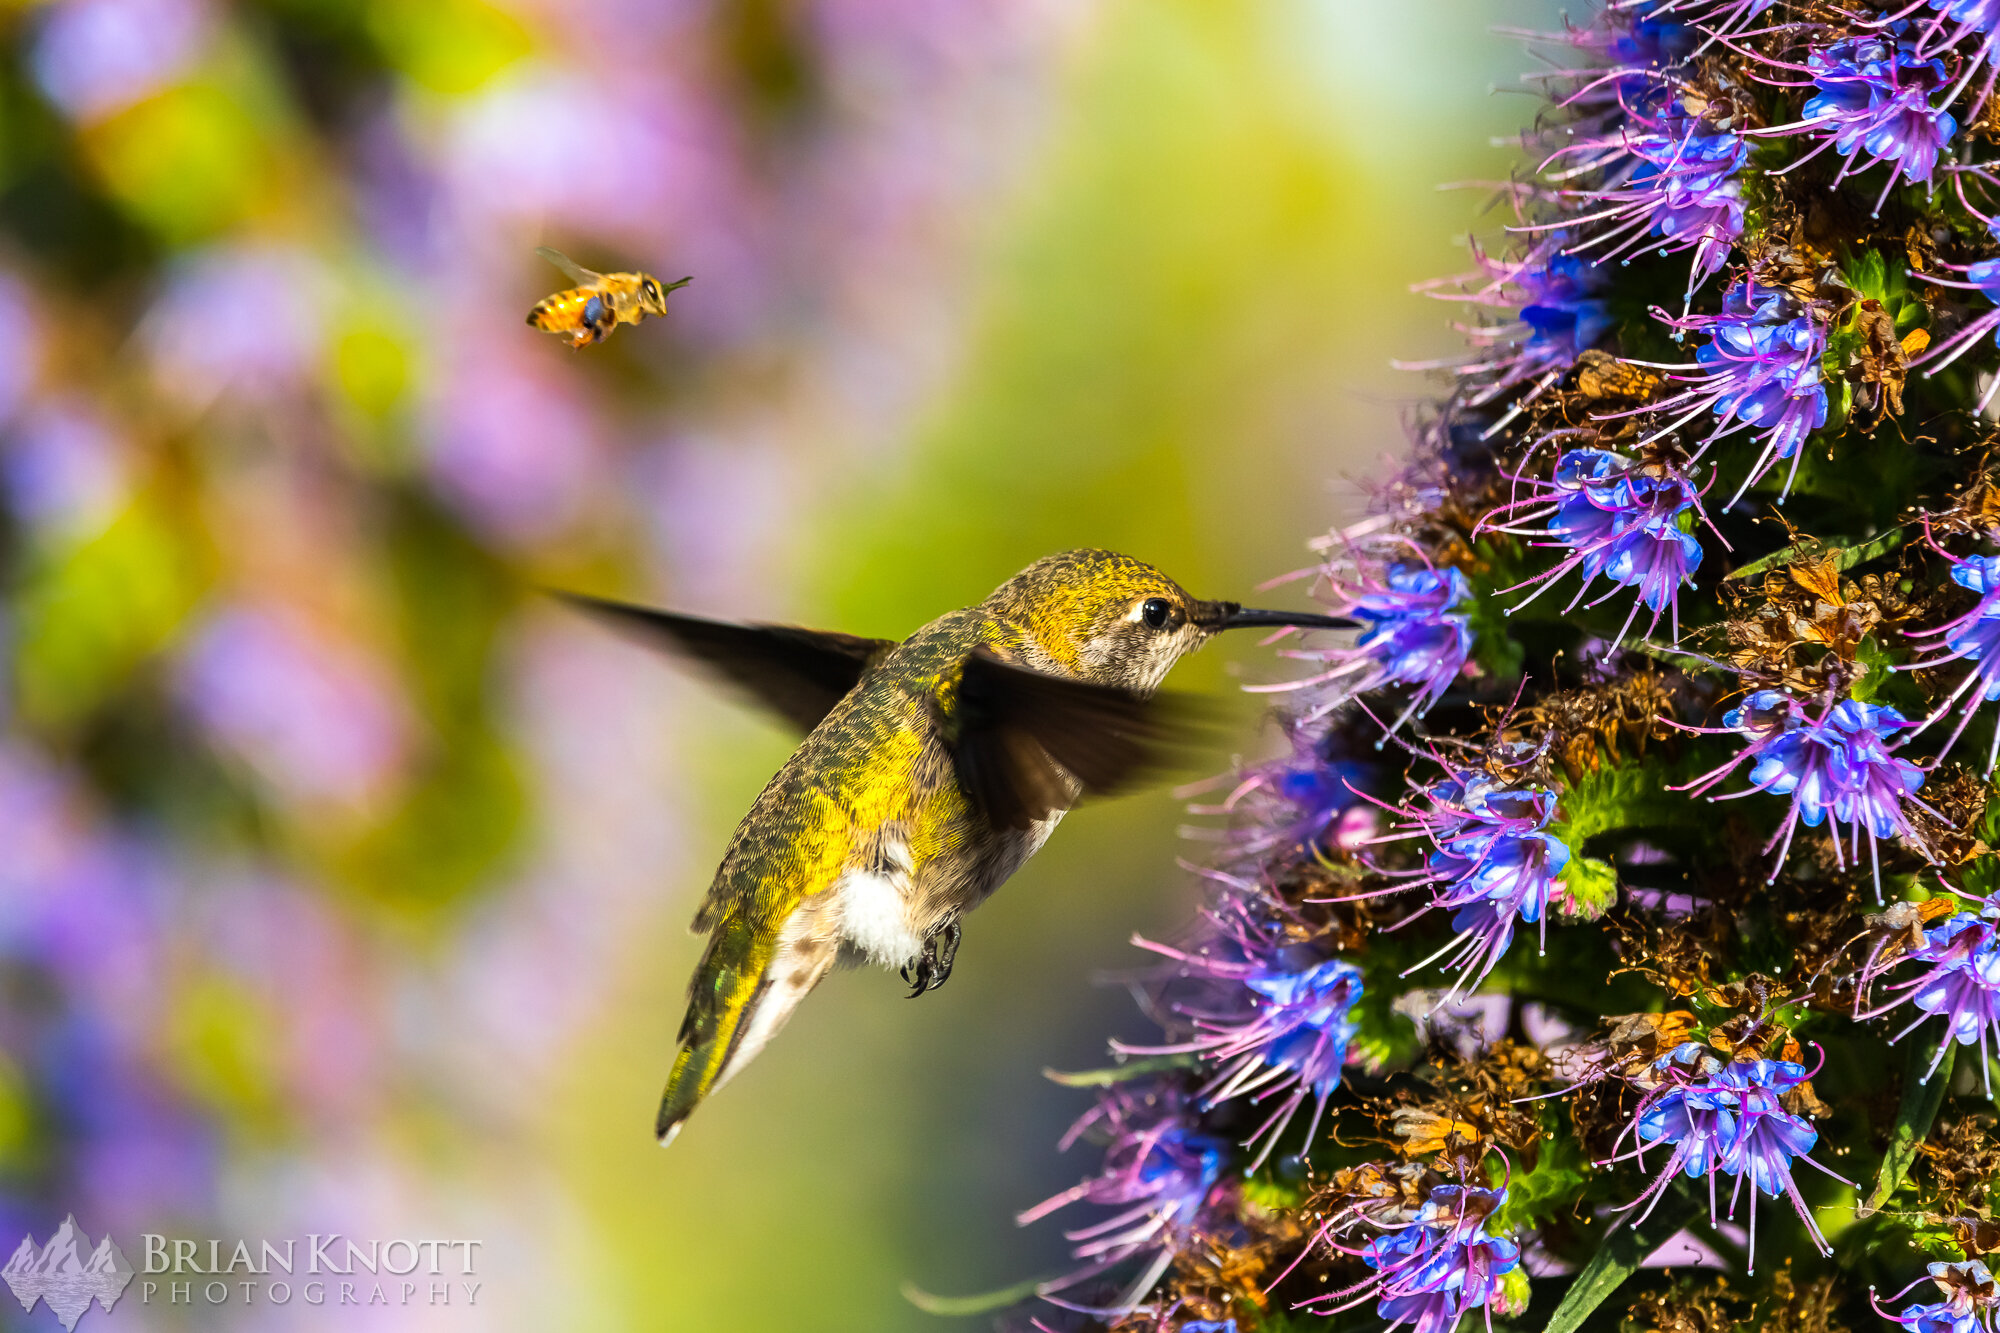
xmin=527 ymin=286 xmax=615 ymax=347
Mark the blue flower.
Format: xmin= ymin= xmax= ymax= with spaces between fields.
xmin=1268 ymin=559 xmax=1472 ymax=734
xmin=1393 ymin=773 xmax=1574 ymax=1000
xmin=1608 ymin=1045 xmax=1846 ymax=1272
xmin=1020 ymin=1081 xmax=1230 ymax=1310
xmin=1648 ymin=282 xmax=1829 ymax=504
xmin=1423 ymin=240 xmax=1613 ymax=409
xmin=1859 ymin=895 xmax=2000 ymax=1091
xmin=1931 ymin=0 xmax=2000 ymax=24
xmin=1303 ymin=1184 xmax=1519 ymax=1333
xmin=1916 ymin=0 xmax=2000 ymax=122
xmin=1351 ymin=566 xmax=1476 ymax=711
xmin=1771 ymin=32 xmax=1958 ymax=212
xmin=1642 ymin=0 xmax=1776 ymax=43
xmin=1905 ymin=552 xmax=2000 ymax=770
xmin=1194 ymin=721 xmax=1378 ymax=866
xmin=1517 ymin=252 xmax=1615 ymax=359
xmin=1125 ymin=897 xmax=1365 ymax=1168
xmin=1479 ymin=447 xmax=1709 ymax=642
xmin=1913 ymin=260 xmax=2000 ymax=412
xmin=1555 ymin=97 xmax=1748 ymax=292
xmin=1683 ymin=692 xmax=1931 ymax=898
xmin=1872 ymin=1259 xmax=2000 ymax=1333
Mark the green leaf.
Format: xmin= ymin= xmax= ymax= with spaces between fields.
xmin=1488 ymin=1133 xmax=1587 ymax=1235
xmin=1042 ymin=1053 xmax=1198 ymax=1087
xmin=1242 ymin=1174 xmax=1306 ymax=1212
xmin=1555 ymin=855 xmax=1619 ymax=921
xmin=1858 ymin=1040 xmax=1955 ymax=1219
xmin=1852 ymin=632 xmax=1927 ymax=712
xmin=1723 ymin=528 xmax=1904 ymax=582
xmin=1843 ymin=246 xmax=1889 ymax=300
xmin=1543 ymin=1184 xmax=1706 ymax=1333
xmin=901 ymin=1276 xmax=1046 ymax=1317
xmin=1463 ymin=543 xmax=1527 ymax=680
xmin=1554 ymin=751 xmax=1715 ymax=848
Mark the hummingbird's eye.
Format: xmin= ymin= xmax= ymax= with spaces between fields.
xmin=1140 ymin=597 xmax=1172 ymax=630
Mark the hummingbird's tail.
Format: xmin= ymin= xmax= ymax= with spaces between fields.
xmin=657 ymin=920 xmax=835 ymax=1146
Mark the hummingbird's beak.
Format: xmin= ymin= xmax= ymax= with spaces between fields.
xmin=1192 ymin=600 xmax=1356 ymax=632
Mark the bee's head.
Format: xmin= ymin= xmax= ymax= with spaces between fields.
xmin=983 ymin=549 xmax=1354 ymax=694
xmin=637 ymin=274 xmax=691 ymax=317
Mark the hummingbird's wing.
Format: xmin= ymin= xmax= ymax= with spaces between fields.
xmin=558 ymin=592 xmax=898 ymax=733
xmin=946 ymin=647 xmax=1205 ymax=830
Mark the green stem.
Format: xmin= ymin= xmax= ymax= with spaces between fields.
xmin=1857 ymin=1040 xmax=1955 ymax=1219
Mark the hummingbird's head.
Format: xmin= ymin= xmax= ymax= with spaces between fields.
xmin=984 ymin=549 xmax=1354 ymax=694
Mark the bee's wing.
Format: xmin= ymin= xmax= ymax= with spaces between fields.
xmin=943 ymin=647 xmax=1216 ymax=831
xmin=555 ymin=592 xmax=898 ymax=734
xmin=536 ymin=246 xmax=600 ymax=285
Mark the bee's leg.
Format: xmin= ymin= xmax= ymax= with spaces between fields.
xmin=902 ymin=919 xmax=961 ymax=998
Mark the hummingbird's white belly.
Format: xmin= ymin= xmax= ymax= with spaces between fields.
xmin=834 ymin=862 xmax=924 ymax=969
xmin=830 ymin=812 xmax=1066 ymax=972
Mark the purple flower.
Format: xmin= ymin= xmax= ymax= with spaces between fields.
xmin=1930 ymin=0 xmax=2000 ymax=24
xmin=1256 ymin=559 xmax=1472 ymax=734
xmin=175 ymin=605 xmax=414 ymax=816
xmin=1528 ymin=6 xmax=1697 ymax=129
xmin=1019 ymin=1082 xmax=1230 ymax=1310
xmin=1301 ymin=1183 xmax=1520 ymax=1332
xmin=1539 ymin=92 xmax=1747 ymax=294
xmin=1912 ymin=1 xmax=2000 ymax=117
xmin=1680 ymin=693 xmax=1931 ymax=898
xmin=2 ymin=398 xmax=127 ymax=535
xmin=1643 ymin=282 xmax=1829 ymax=504
xmin=1386 ymin=772 xmax=1573 ymax=1001
xmin=1189 ymin=720 xmax=1379 ymax=867
xmin=1124 ymin=898 xmax=1363 ymax=1168
xmin=1858 ymin=896 xmax=2000 ymax=1090
xmin=423 ymin=336 xmax=607 ymax=548
xmin=1604 ymin=1045 xmax=1845 ymax=1272
xmin=1586 ymin=9 xmax=1700 ymax=70
xmin=1412 ymin=240 xmax=1612 ymax=409
xmin=1478 ymin=447 xmax=1709 ymax=642
xmin=1905 ymin=552 xmax=2000 ymax=771
xmin=1912 ymin=245 xmax=2000 ymax=411
xmin=30 ymin=0 xmax=210 ymax=124
xmin=1640 ymin=0 xmax=1777 ymax=37
xmin=1759 ymin=32 xmax=1958 ymax=214
xmin=1873 ymin=1260 xmax=2000 ymax=1333
xmin=141 ymin=245 xmax=327 ymax=411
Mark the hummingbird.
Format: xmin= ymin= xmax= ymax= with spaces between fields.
xmin=562 ymin=549 xmax=1354 ymax=1145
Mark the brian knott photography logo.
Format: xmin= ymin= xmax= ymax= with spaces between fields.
xmin=2 ymin=1216 xmax=134 ymax=1332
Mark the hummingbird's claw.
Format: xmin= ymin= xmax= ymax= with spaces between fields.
xmin=903 ymin=920 xmax=963 ymax=998
xmin=932 ymin=919 xmax=961 ymax=985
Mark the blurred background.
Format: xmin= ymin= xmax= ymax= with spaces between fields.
xmin=0 ymin=0 xmax=1559 ymax=1327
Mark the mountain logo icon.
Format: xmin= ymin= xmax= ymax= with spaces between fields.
xmin=2 ymin=1217 xmax=134 ymax=1331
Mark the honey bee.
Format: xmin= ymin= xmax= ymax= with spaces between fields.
xmin=526 ymin=247 xmax=689 ymax=348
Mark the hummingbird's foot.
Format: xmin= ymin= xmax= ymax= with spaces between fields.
xmin=901 ymin=920 xmax=962 ymax=998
